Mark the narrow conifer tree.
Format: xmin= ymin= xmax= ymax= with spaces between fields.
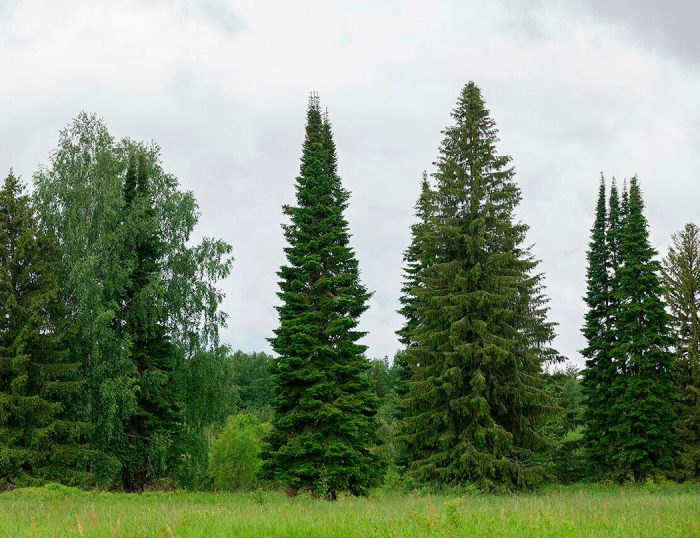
xmin=611 ymin=176 xmax=675 ymax=480
xmin=263 ymin=95 xmax=381 ymax=498
xmin=395 ymin=173 xmax=433 ymax=467
xmin=397 ymin=173 xmax=433 ymax=348
xmin=581 ymin=177 xmax=614 ymax=475
xmin=662 ymin=223 xmax=700 ymax=479
xmin=0 ymin=172 xmax=92 ymax=486
xmin=120 ymin=148 xmax=182 ymax=491
xmin=400 ymin=82 xmax=557 ymax=490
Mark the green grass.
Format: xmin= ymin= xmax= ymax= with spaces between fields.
xmin=0 ymin=482 xmax=698 ymax=537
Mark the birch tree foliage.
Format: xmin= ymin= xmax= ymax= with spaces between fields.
xmin=34 ymin=113 xmax=232 ymax=359
xmin=126 ymin=140 xmax=233 ymax=355
xmin=33 ymin=113 xmax=133 ymax=482
xmin=32 ymin=112 xmax=233 ymax=485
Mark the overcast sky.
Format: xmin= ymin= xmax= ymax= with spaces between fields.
xmin=0 ymin=0 xmax=698 ymax=365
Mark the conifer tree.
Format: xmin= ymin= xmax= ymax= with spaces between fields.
xmin=611 ymin=176 xmax=675 ymax=480
xmin=581 ymin=177 xmax=614 ymax=475
xmin=394 ymin=174 xmax=433 ymax=466
xmin=397 ymin=172 xmax=433 ymax=348
xmin=662 ymin=223 xmax=700 ymax=479
xmin=400 ymin=82 xmax=557 ymax=490
xmin=581 ymin=177 xmax=628 ymax=476
xmin=621 ymin=180 xmax=629 ymax=216
xmin=263 ymin=95 xmax=381 ymax=498
xmin=607 ymin=180 xmax=624 ymax=283
xmin=0 ymin=172 xmax=92 ymax=486
xmin=604 ymin=180 xmax=628 ymax=465
xmin=119 ymin=147 xmax=183 ymax=491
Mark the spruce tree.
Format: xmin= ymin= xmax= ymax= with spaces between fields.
xmin=581 ymin=177 xmax=629 ymax=476
xmin=611 ymin=176 xmax=675 ymax=480
xmin=397 ymin=172 xmax=433 ymax=348
xmin=400 ymin=82 xmax=557 ymax=490
xmin=581 ymin=177 xmax=614 ymax=475
xmin=394 ymin=174 xmax=433 ymax=467
xmin=263 ymin=95 xmax=381 ymax=498
xmin=662 ymin=223 xmax=700 ymax=479
xmin=0 ymin=172 xmax=92 ymax=486
xmin=604 ymin=180 xmax=628 ymax=467
xmin=120 ymin=148 xmax=182 ymax=491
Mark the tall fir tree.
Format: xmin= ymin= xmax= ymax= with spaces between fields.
xmin=397 ymin=172 xmax=433 ymax=348
xmin=581 ymin=177 xmax=628 ymax=476
xmin=119 ymin=147 xmax=183 ymax=491
xmin=0 ymin=172 xmax=92 ymax=486
xmin=399 ymin=82 xmax=557 ymax=491
xmin=662 ymin=223 xmax=700 ymax=479
xmin=394 ymin=174 xmax=433 ymax=467
xmin=604 ymin=179 xmax=627 ymax=467
xmin=581 ymin=176 xmax=614 ymax=475
xmin=610 ymin=176 xmax=675 ymax=480
xmin=262 ymin=95 xmax=382 ymax=498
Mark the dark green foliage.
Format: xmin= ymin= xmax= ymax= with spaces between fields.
xmin=394 ymin=176 xmax=433 ymax=469
xmin=610 ymin=177 xmax=676 ymax=480
xmin=662 ymin=223 xmax=700 ymax=479
xmin=119 ymin=147 xmax=183 ymax=492
xmin=399 ymin=82 xmax=558 ymax=491
xmin=397 ymin=173 xmax=433 ymax=349
xmin=0 ymin=172 xmax=92 ymax=486
xmin=582 ymin=176 xmax=676 ymax=481
xmin=263 ymin=96 xmax=382 ymax=499
xmin=540 ymin=366 xmax=585 ymax=483
xmin=230 ymin=350 xmax=274 ymax=413
xmin=581 ymin=177 xmax=617 ymax=476
xmin=174 ymin=346 xmax=238 ymax=489
xmin=366 ymin=356 xmax=395 ymax=401
xmin=366 ymin=355 xmax=404 ymax=480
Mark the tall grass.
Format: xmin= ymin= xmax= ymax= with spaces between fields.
xmin=0 ymin=482 xmax=697 ymax=537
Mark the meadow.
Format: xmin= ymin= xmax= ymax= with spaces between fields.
xmin=0 ymin=482 xmax=697 ymax=537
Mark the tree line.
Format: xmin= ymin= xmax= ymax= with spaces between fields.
xmin=0 ymin=82 xmax=697 ymax=495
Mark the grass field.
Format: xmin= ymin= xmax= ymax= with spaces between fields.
xmin=0 ymin=482 xmax=698 ymax=537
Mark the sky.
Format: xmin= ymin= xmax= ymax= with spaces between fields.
xmin=0 ymin=0 xmax=698 ymax=365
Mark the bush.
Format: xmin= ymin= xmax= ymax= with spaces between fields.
xmin=208 ymin=413 xmax=269 ymax=491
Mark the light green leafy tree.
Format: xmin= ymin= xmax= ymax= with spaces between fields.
xmin=33 ymin=113 xmax=233 ymax=487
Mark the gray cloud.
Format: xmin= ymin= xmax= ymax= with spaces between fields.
xmin=578 ymin=0 xmax=700 ymax=65
xmin=512 ymin=0 xmax=700 ymax=66
xmin=0 ymin=0 xmax=698 ymax=366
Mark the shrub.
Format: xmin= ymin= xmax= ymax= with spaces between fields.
xmin=208 ymin=413 xmax=269 ymax=491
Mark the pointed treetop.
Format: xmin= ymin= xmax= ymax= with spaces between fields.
xmin=609 ymin=177 xmax=620 ymax=211
xmin=3 ymin=168 xmax=16 ymax=182
xmin=592 ymin=175 xmax=606 ymax=226
xmin=1 ymin=171 xmax=30 ymax=214
xmin=309 ymin=91 xmax=320 ymax=111
xmin=628 ymin=175 xmax=643 ymax=210
xmin=596 ymin=173 xmax=606 ymax=201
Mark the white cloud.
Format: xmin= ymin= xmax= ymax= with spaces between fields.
xmin=0 ymin=0 xmax=698 ymax=364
